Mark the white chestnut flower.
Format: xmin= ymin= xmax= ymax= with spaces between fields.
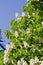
xmin=34 ymin=56 xmax=39 ymax=63
xmin=41 ymin=22 xmax=43 ymax=25
xmin=17 ymin=60 xmax=22 ymax=65
xmin=40 ymin=61 xmax=43 ymax=65
xmin=22 ymin=12 xmax=26 ymax=17
xmin=4 ymin=50 xmax=9 ymax=54
xmin=32 ymin=13 xmax=35 ymax=16
xmin=15 ymin=31 xmax=19 ymax=38
xmin=26 ymin=13 xmax=31 ymax=18
xmin=15 ymin=12 xmax=20 ymax=18
xmin=21 ymin=58 xmax=24 ymax=63
xmin=30 ymin=59 xmax=35 ymax=65
xmin=23 ymin=61 xmax=28 ymax=65
xmin=4 ymin=57 xmax=9 ymax=64
xmin=4 ymin=51 xmax=9 ymax=57
xmin=26 ymin=28 xmax=30 ymax=34
xmin=10 ymin=43 xmax=16 ymax=49
xmin=4 ymin=43 xmax=16 ymax=64
xmin=4 ymin=50 xmax=9 ymax=64
xmin=27 ymin=14 xmax=31 ymax=18
xmin=23 ymin=41 xmax=29 ymax=49
xmin=16 ymin=17 xmax=21 ymax=22
xmin=21 ymin=58 xmax=28 ymax=65
xmin=6 ymin=43 xmax=16 ymax=50
xmin=15 ymin=12 xmax=21 ymax=21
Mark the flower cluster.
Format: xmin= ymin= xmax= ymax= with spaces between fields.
xmin=15 ymin=12 xmax=31 ymax=19
xmin=26 ymin=28 xmax=30 ymax=34
xmin=17 ymin=58 xmax=43 ymax=65
xmin=15 ymin=12 xmax=20 ymax=18
xmin=30 ymin=56 xmax=43 ymax=65
xmin=40 ymin=61 xmax=43 ymax=65
xmin=4 ymin=43 xmax=16 ymax=64
xmin=15 ymin=12 xmax=21 ymax=21
xmin=15 ymin=31 xmax=19 ymax=38
xmin=23 ymin=40 xmax=29 ymax=49
xmin=17 ymin=58 xmax=28 ymax=65
xmin=30 ymin=56 xmax=39 ymax=65
xmin=4 ymin=50 xmax=9 ymax=64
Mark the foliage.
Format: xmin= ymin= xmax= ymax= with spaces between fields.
xmin=0 ymin=51 xmax=4 ymax=65
xmin=0 ymin=0 xmax=43 ymax=65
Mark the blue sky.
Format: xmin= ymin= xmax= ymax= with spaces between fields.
xmin=0 ymin=0 xmax=27 ymax=49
